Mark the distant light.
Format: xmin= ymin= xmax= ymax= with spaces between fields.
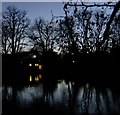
xmin=29 ymin=63 xmax=32 ymax=66
xmin=39 ymin=65 xmax=42 ymax=70
xmin=39 ymin=74 xmax=42 ymax=79
xmin=72 ymin=60 xmax=75 ymax=63
xmin=35 ymin=64 xmax=39 ymax=66
xmin=29 ymin=75 xmax=32 ymax=81
xmin=33 ymin=55 xmax=36 ymax=58
xmin=35 ymin=76 xmax=39 ymax=81
xmin=86 ymin=83 xmax=89 ymax=88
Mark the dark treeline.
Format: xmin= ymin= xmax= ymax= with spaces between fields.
xmin=2 ymin=2 xmax=120 ymax=84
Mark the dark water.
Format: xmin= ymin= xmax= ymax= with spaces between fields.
xmin=2 ymin=77 xmax=120 ymax=115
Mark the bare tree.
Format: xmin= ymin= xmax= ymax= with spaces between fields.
xmin=102 ymin=1 xmax=120 ymax=50
xmin=0 ymin=20 xmax=2 ymax=53
xmin=109 ymin=10 xmax=120 ymax=49
xmin=58 ymin=2 xmax=110 ymax=54
xmin=56 ymin=16 xmax=78 ymax=54
xmin=2 ymin=6 xmax=30 ymax=54
xmin=63 ymin=1 xmax=120 ymax=52
xmin=28 ymin=17 xmax=59 ymax=55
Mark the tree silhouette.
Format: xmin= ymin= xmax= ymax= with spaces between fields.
xmin=28 ymin=17 xmax=58 ymax=55
xmin=62 ymin=1 xmax=120 ymax=53
xmin=56 ymin=16 xmax=79 ymax=55
xmin=102 ymin=1 xmax=120 ymax=48
xmin=2 ymin=6 xmax=30 ymax=54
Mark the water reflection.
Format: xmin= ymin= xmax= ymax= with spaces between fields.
xmin=17 ymin=84 xmax=43 ymax=107
xmin=2 ymin=80 xmax=120 ymax=114
xmin=29 ymin=74 xmax=42 ymax=82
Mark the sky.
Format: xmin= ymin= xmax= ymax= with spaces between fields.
xmin=1 ymin=0 xmax=119 ymax=2
xmin=2 ymin=1 xmax=116 ymax=22
xmin=2 ymin=2 xmax=65 ymax=22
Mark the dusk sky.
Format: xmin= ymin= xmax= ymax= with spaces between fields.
xmin=2 ymin=1 xmax=116 ymax=22
xmin=2 ymin=2 xmax=65 ymax=22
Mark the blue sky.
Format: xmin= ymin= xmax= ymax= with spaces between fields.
xmin=2 ymin=2 xmax=65 ymax=22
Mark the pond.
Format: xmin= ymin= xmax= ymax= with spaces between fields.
xmin=2 ymin=77 xmax=120 ymax=114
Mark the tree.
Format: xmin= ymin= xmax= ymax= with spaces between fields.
xmin=28 ymin=17 xmax=59 ymax=55
xmin=58 ymin=2 xmax=111 ymax=54
xmin=2 ymin=6 xmax=30 ymax=54
xmin=102 ymin=1 xmax=120 ymax=47
xmin=0 ymin=20 xmax=2 ymax=53
xmin=109 ymin=10 xmax=120 ymax=49
xmin=62 ymin=1 xmax=120 ymax=52
xmin=56 ymin=12 xmax=80 ymax=55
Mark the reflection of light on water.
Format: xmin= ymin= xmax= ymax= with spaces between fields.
xmin=77 ymin=86 xmax=97 ymax=113
xmin=3 ymin=80 xmax=119 ymax=113
xmin=29 ymin=75 xmax=32 ymax=81
xmin=39 ymin=74 xmax=42 ymax=79
xmin=39 ymin=65 xmax=42 ymax=70
xmin=76 ymin=86 xmax=114 ymax=113
xmin=86 ymin=83 xmax=89 ymax=88
xmin=77 ymin=87 xmax=84 ymax=100
xmin=2 ymin=87 xmax=13 ymax=100
xmin=98 ymin=92 xmax=106 ymax=112
xmin=35 ymin=76 xmax=39 ymax=81
xmin=106 ymin=88 xmax=114 ymax=111
xmin=17 ymin=84 xmax=43 ymax=107
xmin=29 ymin=74 xmax=42 ymax=82
xmin=53 ymin=80 xmax=70 ymax=106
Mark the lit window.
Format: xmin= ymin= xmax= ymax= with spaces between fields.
xmin=29 ymin=75 xmax=32 ymax=81
xmin=35 ymin=64 xmax=39 ymax=66
xmin=29 ymin=63 xmax=32 ymax=66
xmin=39 ymin=65 xmax=42 ymax=70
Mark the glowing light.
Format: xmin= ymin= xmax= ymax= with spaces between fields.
xmin=35 ymin=64 xmax=39 ymax=66
xmin=86 ymin=84 xmax=89 ymax=88
xmin=72 ymin=60 xmax=75 ymax=63
xmin=29 ymin=63 xmax=32 ymax=66
xmin=33 ymin=55 xmax=36 ymax=58
xmin=35 ymin=76 xmax=39 ymax=81
xmin=39 ymin=65 xmax=42 ymax=70
xmin=29 ymin=75 xmax=32 ymax=81
xmin=39 ymin=74 xmax=42 ymax=79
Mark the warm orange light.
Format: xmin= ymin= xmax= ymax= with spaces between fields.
xmin=39 ymin=65 xmax=42 ymax=70
xmin=35 ymin=64 xmax=39 ymax=66
xmin=39 ymin=74 xmax=42 ymax=79
xmin=29 ymin=75 xmax=32 ymax=81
